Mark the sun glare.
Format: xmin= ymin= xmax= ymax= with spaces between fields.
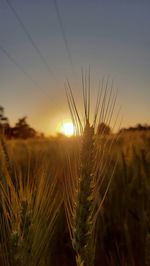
xmin=59 ymin=122 xmax=75 ymax=137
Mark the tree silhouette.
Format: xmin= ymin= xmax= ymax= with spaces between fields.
xmin=0 ymin=106 xmax=39 ymax=139
xmin=0 ymin=106 xmax=10 ymax=135
xmin=119 ymin=124 xmax=150 ymax=134
xmin=97 ymin=122 xmax=111 ymax=135
xmin=13 ymin=116 xmax=37 ymax=139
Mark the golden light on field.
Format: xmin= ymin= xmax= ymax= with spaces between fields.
xmin=59 ymin=122 xmax=75 ymax=136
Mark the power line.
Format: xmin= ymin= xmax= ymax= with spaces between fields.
xmin=5 ymin=0 xmax=56 ymax=80
xmin=53 ymin=0 xmax=75 ymax=75
xmin=0 ymin=43 xmax=46 ymax=94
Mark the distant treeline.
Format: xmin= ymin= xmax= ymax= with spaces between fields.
xmin=0 ymin=106 xmax=39 ymax=139
xmin=119 ymin=123 xmax=150 ymax=133
xmin=1 ymin=105 xmax=150 ymax=139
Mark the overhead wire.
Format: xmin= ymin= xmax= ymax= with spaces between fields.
xmin=5 ymin=0 xmax=56 ymax=81
xmin=0 ymin=43 xmax=49 ymax=96
xmin=2 ymin=0 xmax=77 ymax=100
xmin=53 ymin=0 xmax=75 ymax=76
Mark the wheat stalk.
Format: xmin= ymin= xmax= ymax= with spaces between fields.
xmin=0 ymin=140 xmax=62 ymax=266
xmin=62 ymin=70 xmax=119 ymax=266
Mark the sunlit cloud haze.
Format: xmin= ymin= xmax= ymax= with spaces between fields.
xmin=0 ymin=0 xmax=150 ymax=135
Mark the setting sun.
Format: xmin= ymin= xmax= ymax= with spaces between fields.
xmin=59 ymin=122 xmax=75 ymax=137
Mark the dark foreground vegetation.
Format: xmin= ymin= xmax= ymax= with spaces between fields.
xmin=0 ymin=130 xmax=150 ymax=266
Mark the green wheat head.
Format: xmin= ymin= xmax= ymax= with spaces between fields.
xmin=62 ymin=70 xmax=119 ymax=266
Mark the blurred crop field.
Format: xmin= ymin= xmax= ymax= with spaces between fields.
xmin=0 ymin=131 xmax=150 ymax=266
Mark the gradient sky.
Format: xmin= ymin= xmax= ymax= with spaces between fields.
xmin=0 ymin=0 xmax=150 ymax=135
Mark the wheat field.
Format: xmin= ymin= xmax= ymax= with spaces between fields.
xmin=0 ymin=82 xmax=150 ymax=266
